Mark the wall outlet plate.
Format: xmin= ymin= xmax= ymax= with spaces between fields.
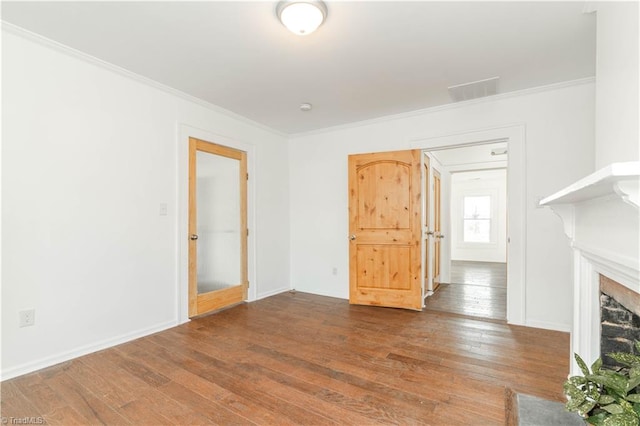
xmin=19 ymin=309 xmax=35 ymax=327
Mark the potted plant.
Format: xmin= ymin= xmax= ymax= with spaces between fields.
xmin=564 ymin=341 xmax=640 ymax=426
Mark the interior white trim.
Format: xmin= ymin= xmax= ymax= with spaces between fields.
xmin=541 ymin=162 xmax=640 ymax=374
xmin=253 ymin=287 xmax=291 ymax=302
xmin=291 ymin=78 xmax=594 ymax=138
xmin=1 ymin=320 xmax=178 ymax=381
xmin=177 ymin=124 xmax=258 ymax=324
xmin=411 ymin=124 xmax=527 ymax=326
xmin=1 ymin=21 xmax=286 ymax=139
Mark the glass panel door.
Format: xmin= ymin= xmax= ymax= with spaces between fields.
xmin=188 ymin=137 xmax=247 ymax=317
xmin=196 ymin=151 xmax=241 ymax=294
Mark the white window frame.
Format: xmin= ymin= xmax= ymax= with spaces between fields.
xmin=457 ymin=188 xmax=499 ymax=248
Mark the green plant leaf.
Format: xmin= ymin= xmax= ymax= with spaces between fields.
xmin=609 ymin=353 xmax=640 ymax=368
xmin=633 ymin=403 xmax=640 ymax=417
xmin=620 ymin=400 xmax=636 ymax=414
xmin=601 ymin=395 xmax=617 ymax=404
xmin=630 ymin=367 xmax=640 ymax=379
xmin=634 ymin=341 xmax=640 ymax=353
xmin=590 ymin=385 xmax=605 ymax=400
xmin=587 ymin=412 xmax=608 ymax=426
xmin=593 ymin=358 xmax=604 ymax=374
xmin=603 ymin=404 xmax=625 ymax=415
xmin=589 ymin=373 xmax=630 ymax=396
xmin=577 ymin=354 xmax=593 ymax=375
xmin=579 ymin=400 xmax=598 ymax=416
xmin=571 ymin=375 xmax=589 ymax=386
xmin=568 ymin=393 xmax=588 ymax=411
xmin=628 ymin=377 xmax=640 ymax=393
xmin=602 ymin=412 xmax=640 ymax=426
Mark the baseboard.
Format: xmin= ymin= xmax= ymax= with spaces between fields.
xmin=1 ymin=319 xmax=179 ymax=381
xmin=524 ymin=319 xmax=571 ymax=333
xmin=253 ymin=286 xmax=291 ymax=301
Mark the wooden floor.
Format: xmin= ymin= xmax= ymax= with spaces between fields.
xmin=425 ymin=261 xmax=507 ymax=320
xmin=1 ymin=292 xmax=569 ymax=425
xmin=449 ymin=261 xmax=507 ymax=288
xmin=424 ymin=284 xmax=507 ymax=320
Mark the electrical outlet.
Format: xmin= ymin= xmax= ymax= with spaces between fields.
xmin=159 ymin=203 xmax=168 ymax=216
xmin=332 ymin=267 xmax=338 ymax=276
xmin=19 ymin=309 xmax=35 ymax=327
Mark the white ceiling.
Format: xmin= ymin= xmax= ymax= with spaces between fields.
xmin=1 ymin=1 xmax=596 ymax=134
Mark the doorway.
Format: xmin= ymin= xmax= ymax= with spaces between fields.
xmin=188 ymin=137 xmax=248 ymax=317
xmin=422 ymin=142 xmax=508 ymax=320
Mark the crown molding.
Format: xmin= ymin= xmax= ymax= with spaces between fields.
xmin=1 ymin=21 xmax=287 ymax=139
xmin=3 ymin=21 xmax=595 ymax=140
xmin=290 ymin=76 xmax=596 ymax=139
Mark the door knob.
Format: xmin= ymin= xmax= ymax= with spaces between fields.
xmin=437 ymin=234 xmax=445 ymax=239
xmin=349 ymin=234 xmax=356 ymax=241
xmin=426 ymin=231 xmax=434 ymax=236
xmin=190 ymin=234 xmax=199 ymax=240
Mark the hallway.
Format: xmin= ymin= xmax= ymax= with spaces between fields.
xmin=424 ymin=261 xmax=507 ymax=320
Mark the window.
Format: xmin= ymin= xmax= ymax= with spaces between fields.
xmin=463 ymin=195 xmax=491 ymax=243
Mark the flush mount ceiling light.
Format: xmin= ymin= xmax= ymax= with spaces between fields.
xmin=276 ymin=1 xmax=327 ymax=36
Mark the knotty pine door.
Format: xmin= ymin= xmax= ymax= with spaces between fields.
xmin=348 ymin=150 xmax=423 ymax=311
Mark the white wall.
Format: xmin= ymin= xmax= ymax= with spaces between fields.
xmin=594 ymin=2 xmax=639 ymax=167
xmin=450 ymin=169 xmax=507 ymax=263
xmin=289 ymin=80 xmax=595 ymax=331
xmin=1 ymin=29 xmax=290 ymax=379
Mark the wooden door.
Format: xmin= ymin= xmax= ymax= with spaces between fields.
xmin=189 ymin=137 xmax=248 ymax=317
xmin=348 ymin=150 xmax=422 ymax=311
xmin=423 ymin=156 xmax=430 ymax=292
xmin=432 ymin=170 xmax=441 ymax=290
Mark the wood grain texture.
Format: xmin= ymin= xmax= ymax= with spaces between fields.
xmin=188 ymin=137 xmax=248 ymax=317
xmin=433 ymin=170 xmax=441 ymax=287
xmin=349 ymin=150 xmax=422 ymax=310
xmin=1 ymin=292 xmax=569 ymax=425
xmin=449 ymin=260 xmax=507 ymax=288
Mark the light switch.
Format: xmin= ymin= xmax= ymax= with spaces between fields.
xmin=159 ymin=203 xmax=168 ymax=216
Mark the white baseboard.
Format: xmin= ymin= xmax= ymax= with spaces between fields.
xmin=524 ymin=319 xmax=571 ymax=333
xmin=1 ymin=319 xmax=179 ymax=381
xmin=253 ymin=286 xmax=291 ymax=301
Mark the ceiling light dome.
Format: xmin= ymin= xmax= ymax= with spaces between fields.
xmin=276 ymin=1 xmax=327 ymax=36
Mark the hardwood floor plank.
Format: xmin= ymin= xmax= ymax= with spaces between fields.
xmin=1 ymin=292 xmax=570 ymax=425
xmin=0 ymin=381 xmax=46 ymax=422
xmin=42 ymin=369 xmax=130 ymax=425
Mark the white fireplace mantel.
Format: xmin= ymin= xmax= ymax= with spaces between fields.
xmin=540 ymin=161 xmax=640 ymax=375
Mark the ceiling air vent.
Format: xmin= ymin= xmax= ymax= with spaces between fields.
xmin=448 ymin=77 xmax=499 ymax=102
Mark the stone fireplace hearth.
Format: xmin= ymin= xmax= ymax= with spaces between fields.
xmin=541 ymin=162 xmax=639 ymax=375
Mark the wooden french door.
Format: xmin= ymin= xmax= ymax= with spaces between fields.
xmin=423 ymin=156 xmax=430 ymax=292
xmin=188 ymin=137 xmax=248 ymax=317
xmin=432 ymin=170 xmax=442 ymax=289
xmin=348 ymin=149 xmax=422 ymax=311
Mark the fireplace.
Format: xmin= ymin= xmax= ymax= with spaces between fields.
xmin=540 ymin=162 xmax=639 ymax=375
xmin=600 ymin=274 xmax=640 ymax=368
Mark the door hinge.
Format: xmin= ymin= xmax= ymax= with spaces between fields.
xmin=247 ymin=281 xmax=250 ymax=288
xmin=247 ymin=229 xmax=249 ymax=236
xmin=246 ymin=173 xmax=249 ymax=180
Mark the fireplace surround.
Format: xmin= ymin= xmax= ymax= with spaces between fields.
xmin=541 ymin=162 xmax=639 ymax=375
xmin=600 ymin=274 xmax=640 ymax=368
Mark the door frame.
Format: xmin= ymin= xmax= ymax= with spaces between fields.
xmin=178 ymin=124 xmax=257 ymax=324
xmin=410 ymin=124 xmax=526 ymax=326
xmin=188 ymin=138 xmax=248 ymax=317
